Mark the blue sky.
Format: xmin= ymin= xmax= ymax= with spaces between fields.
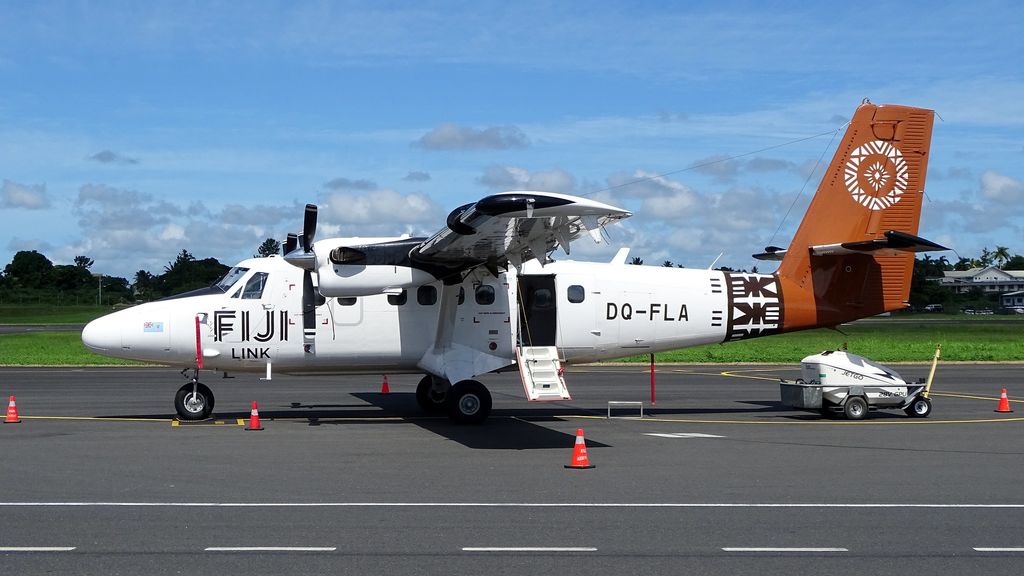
xmin=2 ymin=1 xmax=1023 ymax=279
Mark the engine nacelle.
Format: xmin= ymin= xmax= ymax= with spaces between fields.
xmin=317 ymin=263 xmax=440 ymax=297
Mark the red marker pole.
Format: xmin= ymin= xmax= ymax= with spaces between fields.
xmin=650 ymin=353 xmax=656 ymax=406
xmin=194 ymin=315 xmax=204 ymax=370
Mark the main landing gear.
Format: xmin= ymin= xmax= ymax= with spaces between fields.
xmin=174 ymin=369 xmax=215 ymax=420
xmin=416 ymin=374 xmax=492 ymax=424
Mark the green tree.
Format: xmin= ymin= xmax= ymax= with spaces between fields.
xmin=256 ymin=238 xmax=282 ymax=258
xmin=2 ymin=250 xmax=54 ymax=289
xmin=662 ymin=260 xmax=674 ymax=267
xmin=157 ymin=250 xmax=229 ymax=296
xmin=1003 ymin=255 xmax=1024 ymax=271
xmin=980 ymin=247 xmax=994 ymax=267
xmin=73 ymin=255 xmax=95 ymax=269
xmin=52 ymin=264 xmax=92 ymax=292
xmin=992 ymin=246 xmax=1011 ymax=268
xmin=629 ymin=257 xmax=644 ymax=265
xmin=132 ymin=270 xmax=156 ymax=299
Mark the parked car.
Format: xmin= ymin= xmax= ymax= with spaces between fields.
xmin=923 ymin=304 xmax=944 ymax=312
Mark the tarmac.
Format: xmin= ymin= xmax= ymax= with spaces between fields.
xmin=1 ymin=363 xmax=1023 ymax=575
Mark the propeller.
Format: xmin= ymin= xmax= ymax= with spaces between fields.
xmin=283 ymin=233 xmax=298 ymax=256
xmin=282 ymin=204 xmax=320 ymax=354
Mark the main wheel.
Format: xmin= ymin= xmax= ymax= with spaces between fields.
xmin=843 ymin=396 xmax=868 ymax=420
xmin=416 ymin=375 xmax=450 ymax=413
xmin=904 ymin=396 xmax=932 ymax=418
xmin=175 ymin=382 xmax=214 ymax=420
xmin=446 ymin=380 xmax=492 ymax=424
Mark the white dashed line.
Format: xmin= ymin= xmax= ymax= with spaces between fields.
xmin=643 ymin=433 xmax=725 ymax=439
xmin=723 ymin=547 xmax=848 ymax=553
xmin=974 ymin=547 xmax=1024 ymax=552
xmin=205 ymin=547 xmax=337 ymax=552
xmin=462 ymin=547 xmax=597 ymax=552
xmin=0 ymin=547 xmax=77 ymax=552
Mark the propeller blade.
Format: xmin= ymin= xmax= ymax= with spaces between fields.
xmin=302 ymin=270 xmax=316 ymax=354
xmin=303 ymin=204 xmax=318 ymax=252
xmin=283 ymin=233 xmax=298 ymax=255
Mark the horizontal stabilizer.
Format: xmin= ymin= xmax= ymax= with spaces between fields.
xmin=809 ymin=230 xmax=949 ymax=257
xmin=752 ymin=246 xmax=787 ymax=261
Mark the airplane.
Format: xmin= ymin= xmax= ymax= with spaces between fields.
xmin=82 ymin=100 xmax=947 ymax=424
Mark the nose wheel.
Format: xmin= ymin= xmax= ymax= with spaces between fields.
xmin=175 ymin=381 xmax=215 ymax=420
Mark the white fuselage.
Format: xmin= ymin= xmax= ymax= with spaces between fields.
xmin=83 ymin=255 xmax=781 ymax=379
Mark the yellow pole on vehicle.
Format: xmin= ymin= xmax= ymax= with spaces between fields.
xmin=923 ymin=344 xmax=941 ymax=399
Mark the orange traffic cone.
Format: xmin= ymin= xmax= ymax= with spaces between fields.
xmin=380 ymin=375 xmax=390 ymax=395
xmin=246 ymin=401 xmax=264 ymax=430
xmin=564 ymin=428 xmax=595 ymax=469
xmin=995 ymin=388 xmax=1013 ymax=413
xmin=4 ymin=395 xmax=21 ymax=424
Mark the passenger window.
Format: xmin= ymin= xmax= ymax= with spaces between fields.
xmin=337 ymin=297 xmax=357 ymax=306
xmin=475 ymin=284 xmax=495 ymax=305
xmin=240 ymin=272 xmax=269 ymax=299
xmin=458 ymin=286 xmax=465 ymax=305
xmin=417 ymin=285 xmax=437 ymax=306
xmin=567 ymin=285 xmax=585 ymax=303
xmin=387 ymin=290 xmax=408 ymax=306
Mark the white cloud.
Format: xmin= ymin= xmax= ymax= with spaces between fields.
xmin=1 ymin=180 xmax=50 ymax=209
xmin=322 ymin=189 xmax=441 ymax=226
xmin=87 ymin=150 xmax=139 ymax=165
xmin=323 ymin=177 xmax=377 ymax=191
xmin=415 ymin=124 xmax=529 ymax=151
xmin=980 ymin=170 xmax=1024 ymax=202
xmin=159 ymin=223 xmax=186 ymax=241
xmin=478 ymin=165 xmax=575 ymax=193
xmin=402 ymin=171 xmax=431 ymax=182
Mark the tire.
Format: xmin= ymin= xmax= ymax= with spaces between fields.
xmin=843 ymin=396 xmax=869 ymax=420
xmin=416 ymin=375 xmax=450 ymax=413
xmin=904 ymin=397 xmax=932 ymax=418
xmin=446 ymin=380 xmax=492 ymax=424
xmin=175 ymin=382 xmax=214 ymax=420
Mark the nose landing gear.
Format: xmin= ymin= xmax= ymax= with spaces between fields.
xmin=174 ymin=369 xmax=215 ymax=420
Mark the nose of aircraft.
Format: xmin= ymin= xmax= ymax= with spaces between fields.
xmin=81 ymin=313 xmax=122 ymax=353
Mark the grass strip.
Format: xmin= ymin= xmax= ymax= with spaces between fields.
xmin=0 ymin=305 xmax=112 ymax=324
xmin=0 ymin=332 xmax=148 ymax=366
xmin=628 ymin=323 xmax=1024 ymax=363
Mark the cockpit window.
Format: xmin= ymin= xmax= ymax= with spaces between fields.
xmin=214 ymin=267 xmax=250 ymax=291
xmin=239 ymin=272 xmax=270 ymax=299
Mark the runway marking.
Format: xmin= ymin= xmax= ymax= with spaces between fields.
xmin=2 ymin=502 xmax=1024 ymax=509
xmin=205 ymin=547 xmax=336 ymax=552
xmin=16 ymin=415 xmax=172 ymax=423
xmin=723 ymin=547 xmax=847 ymax=553
xmin=643 ymin=433 xmax=725 ymax=439
xmin=462 ymin=547 xmax=597 ymax=552
xmin=0 ymin=547 xmax=76 ymax=552
xmin=171 ymin=420 xmax=236 ymax=427
xmin=973 ymin=547 xmax=1024 ymax=552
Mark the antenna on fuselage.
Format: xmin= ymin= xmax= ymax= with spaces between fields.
xmin=707 ymin=252 xmax=723 ymax=270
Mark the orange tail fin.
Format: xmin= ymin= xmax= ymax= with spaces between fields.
xmin=772 ymin=101 xmax=941 ymax=330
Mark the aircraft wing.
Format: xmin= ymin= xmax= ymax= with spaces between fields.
xmin=409 ymin=191 xmax=631 ymax=272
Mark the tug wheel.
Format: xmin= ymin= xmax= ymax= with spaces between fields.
xmin=843 ymin=396 xmax=869 ymax=420
xmin=904 ymin=397 xmax=932 ymax=418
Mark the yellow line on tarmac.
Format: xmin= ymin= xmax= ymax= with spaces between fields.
xmin=931 ymin=391 xmax=1022 ymax=403
xmin=16 ymin=415 xmax=172 ymax=423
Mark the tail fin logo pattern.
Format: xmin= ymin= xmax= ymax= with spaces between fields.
xmin=845 ymin=140 xmax=909 ymax=211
